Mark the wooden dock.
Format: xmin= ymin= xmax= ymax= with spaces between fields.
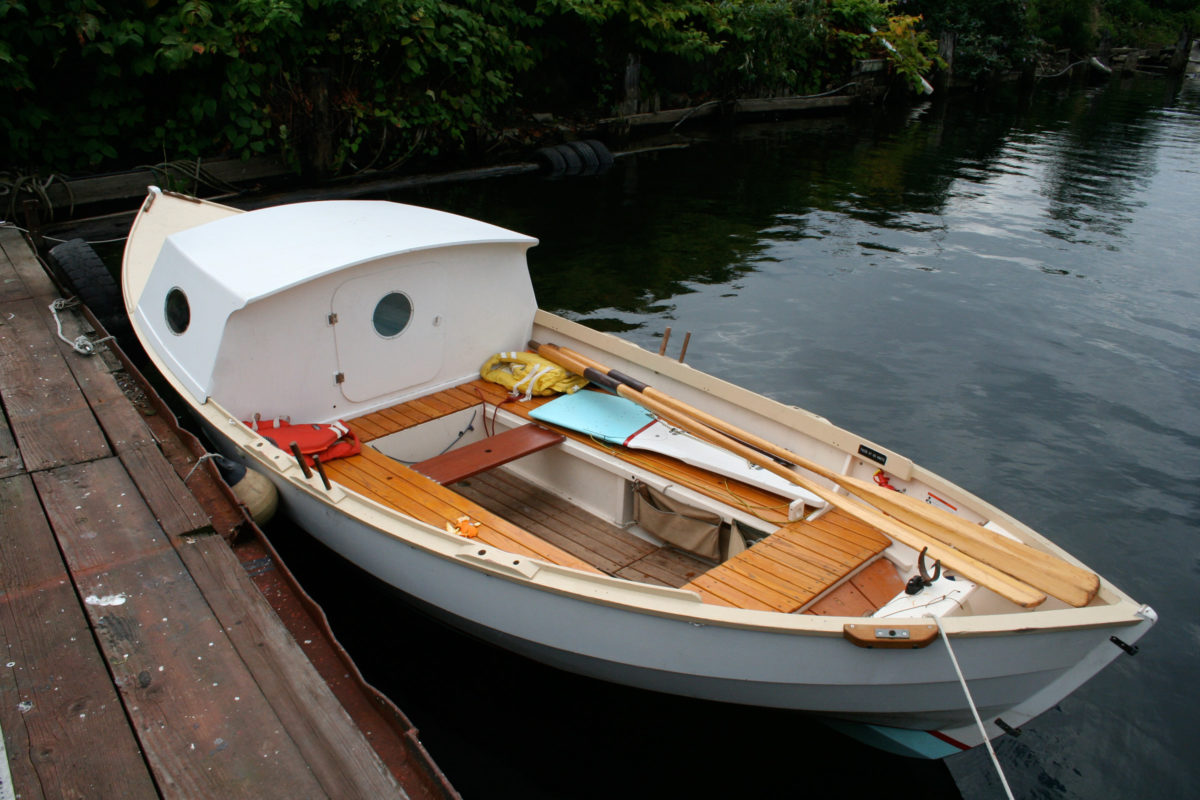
xmin=0 ymin=226 xmax=457 ymax=799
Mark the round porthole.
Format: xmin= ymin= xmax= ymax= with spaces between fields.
xmin=164 ymin=287 xmax=190 ymax=334
xmin=372 ymin=292 xmax=413 ymax=338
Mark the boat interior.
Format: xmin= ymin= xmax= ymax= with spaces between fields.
xmin=318 ymin=377 xmax=972 ymax=619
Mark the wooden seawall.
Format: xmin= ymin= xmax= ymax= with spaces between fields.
xmin=0 ymin=227 xmax=456 ymax=798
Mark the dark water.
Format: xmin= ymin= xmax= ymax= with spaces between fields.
xmin=267 ymin=77 xmax=1199 ymax=799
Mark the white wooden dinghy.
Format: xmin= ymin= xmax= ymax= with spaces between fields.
xmin=122 ymin=187 xmax=1156 ymax=759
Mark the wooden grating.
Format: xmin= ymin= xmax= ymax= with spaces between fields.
xmin=680 ymin=509 xmax=891 ymax=612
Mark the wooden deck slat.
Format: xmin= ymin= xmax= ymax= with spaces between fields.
xmin=722 ymin=552 xmax=825 ymax=605
xmin=686 ymin=573 xmax=780 ymax=611
xmin=755 ymin=538 xmax=847 ymax=584
xmin=804 ymin=559 xmax=906 ymax=616
xmin=324 ymin=453 xmax=548 ymax=561
xmin=457 ymin=480 xmax=632 ymax=573
xmin=848 ymin=557 xmax=908 ymax=607
xmin=0 ymin=403 xmax=24 ymax=478
xmin=764 ymin=529 xmax=861 ymax=574
xmin=324 ymin=447 xmax=601 ymax=573
xmin=804 ymin=579 xmax=877 ymax=616
xmin=347 ymin=415 xmax=390 ymax=441
xmin=0 ymin=299 xmax=112 ymax=470
xmin=682 ymin=508 xmax=891 ymax=612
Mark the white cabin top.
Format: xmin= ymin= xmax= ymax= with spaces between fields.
xmin=132 ymin=194 xmax=539 ymax=421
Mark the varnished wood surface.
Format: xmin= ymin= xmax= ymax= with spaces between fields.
xmin=804 ymin=557 xmax=907 ymax=617
xmin=322 ymin=445 xmax=603 ymax=574
xmin=413 ymin=422 xmax=564 ymax=485
xmin=682 ymin=510 xmax=891 ymax=612
xmin=348 ymin=379 xmax=800 ymax=527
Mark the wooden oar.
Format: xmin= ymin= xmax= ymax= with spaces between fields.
xmin=529 ymin=342 xmax=1047 ymax=608
xmin=833 ymin=481 xmax=1098 ymax=607
xmin=532 ymin=341 xmax=1099 ymax=607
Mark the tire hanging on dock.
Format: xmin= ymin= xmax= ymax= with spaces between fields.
xmin=533 ymin=140 xmax=615 ymax=177
xmin=46 ymin=238 xmax=132 ymax=346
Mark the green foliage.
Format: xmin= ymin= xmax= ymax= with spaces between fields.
xmin=716 ymin=1 xmax=827 ymax=97
xmin=1029 ymin=0 xmax=1098 ymax=54
xmin=1098 ymin=0 xmax=1200 ymax=48
xmin=906 ymin=0 xmax=1036 ymax=80
xmin=1 ymin=0 xmax=948 ymax=176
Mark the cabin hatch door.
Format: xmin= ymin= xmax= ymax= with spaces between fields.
xmin=330 ymin=262 xmax=446 ymax=402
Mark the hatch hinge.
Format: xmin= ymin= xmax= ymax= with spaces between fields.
xmin=328 ymin=312 xmax=338 ymax=325
xmin=334 ymin=372 xmax=345 ymax=385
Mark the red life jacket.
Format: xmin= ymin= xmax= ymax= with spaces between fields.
xmin=244 ymin=417 xmax=362 ymax=465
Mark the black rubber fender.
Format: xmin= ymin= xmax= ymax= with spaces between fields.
xmin=555 ymin=143 xmax=584 ymax=176
xmin=580 ymin=139 xmax=615 ymax=171
xmin=46 ymin=238 xmax=131 ymax=343
xmin=534 ymin=145 xmax=568 ymax=176
xmin=565 ymin=141 xmax=600 ymax=174
xmin=532 ymin=140 xmax=615 ymax=177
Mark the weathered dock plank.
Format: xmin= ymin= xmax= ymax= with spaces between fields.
xmin=0 ymin=299 xmax=112 ymax=471
xmin=40 ymin=296 xmax=213 ymax=537
xmin=0 ymin=404 xmax=22 ymax=479
xmin=34 ymin=457 xmax=331 ymax=799
xmin=0 ymin=473 xmax=158 ymax=800
xmin=177 ymin=535 xmax=404 ymax=797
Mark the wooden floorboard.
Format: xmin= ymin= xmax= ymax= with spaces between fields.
xmin=454 ymin=467 xmax=712 ymax=587
xmin=324 ymin=447 xmax=602 ymax=573
xmin=347 ymin=379 xmax=803 ymax=527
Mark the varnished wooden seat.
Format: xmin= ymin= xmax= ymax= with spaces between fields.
xmin=411 ymin=423 xmax=564 ymax=485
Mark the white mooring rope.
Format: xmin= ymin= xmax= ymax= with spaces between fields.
xmin=934 ymin=618 xmax=1016 ymax=800
xmin=48 ymin=298 xmax=112 ymax=356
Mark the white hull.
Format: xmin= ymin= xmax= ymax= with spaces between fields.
xmin=202 ymin=414 xmax=1151 ymax=744
xmin=125 ymin=188 xmax=1156 ymax=758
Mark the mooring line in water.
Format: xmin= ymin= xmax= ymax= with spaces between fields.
xmin=933 ymin=618 xmax=1016 ymax=800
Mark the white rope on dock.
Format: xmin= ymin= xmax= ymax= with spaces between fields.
xmin=48 ymin=298 xmax=111 ymax=356
xmin=933 ymin=618 xmax=1016 ymax=800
